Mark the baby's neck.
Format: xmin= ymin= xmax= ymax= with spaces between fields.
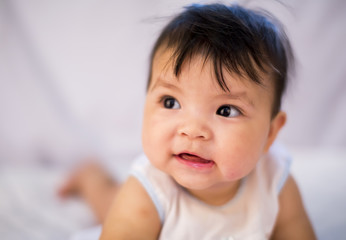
xmin=186 ymin=180 xmax=241 ymax=206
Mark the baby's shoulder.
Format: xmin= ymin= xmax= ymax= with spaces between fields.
xmin=129 ymin=154 xmax=179 ymax=222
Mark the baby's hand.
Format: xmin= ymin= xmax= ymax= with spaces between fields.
xmin=58 ymin=161 xmax=116 ymax=199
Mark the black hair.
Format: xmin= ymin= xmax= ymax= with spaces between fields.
xmin=147 ymin=3 xmax=294 ymax=117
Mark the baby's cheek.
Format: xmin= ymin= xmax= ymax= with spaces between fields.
xmin=142 ymin=131 xmax=156 ymax=160
xmin=223 ymin=171 xmax=239 ymax=181
xmin=222 ymin=161 xmax=254 ymax=181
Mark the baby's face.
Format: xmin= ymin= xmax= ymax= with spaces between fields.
xmin=142 ymin=48 xmax=285 ymax=195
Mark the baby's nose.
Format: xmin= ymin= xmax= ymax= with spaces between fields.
xmin=177 ymin=118 xmax=212 ymax=140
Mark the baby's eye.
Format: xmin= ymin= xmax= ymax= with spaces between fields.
xmin=216 ymin=105 xmax=241 ymax=118
xmin=162 ymin=97 xmax=181 ymax=109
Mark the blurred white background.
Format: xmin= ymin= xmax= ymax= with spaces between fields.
xmin=0 ymin=0 xmax=345 ymax=239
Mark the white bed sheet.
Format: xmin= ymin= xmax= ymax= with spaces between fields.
xmin=0 ymin=148 xmax=345 ymax=240
xmin=0 ymin=166 xmax=96 ymax=240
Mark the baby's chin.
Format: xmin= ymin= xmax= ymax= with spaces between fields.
xmin=171 ymin=173 xmax=221 ymax=191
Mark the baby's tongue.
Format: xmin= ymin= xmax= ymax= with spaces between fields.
xmin=180 ymin=153 xmax=210 ymax=163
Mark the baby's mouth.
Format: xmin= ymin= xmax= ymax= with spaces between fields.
xmin=177 ymin=153 xmax=214 ymax=164
xmin=175 ymin=153 xmax=215 ymax=169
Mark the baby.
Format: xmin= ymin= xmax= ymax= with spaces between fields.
xmin=60 ymin=3 xmax=316 ymax=239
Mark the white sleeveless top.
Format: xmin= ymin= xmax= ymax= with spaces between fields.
xmin=130 ymin=143 xmax=291 ymax=240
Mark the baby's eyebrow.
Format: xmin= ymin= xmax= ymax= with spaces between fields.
xmin=149 ymin=78 xmax=180 ymax=92
xmin=219 ymin=92 xmax=255 ymax=107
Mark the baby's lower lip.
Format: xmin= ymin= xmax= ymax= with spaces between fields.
xmin=175 ymin=153 xmax=215 ymax=169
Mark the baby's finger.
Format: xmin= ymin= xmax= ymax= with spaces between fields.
xmin=57 ymin=175 xmax=78 ymax=198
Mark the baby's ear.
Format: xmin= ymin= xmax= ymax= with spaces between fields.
xmin=264 ymin=111 xmax=287 ymax=152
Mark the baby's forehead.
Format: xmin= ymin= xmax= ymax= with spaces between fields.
xmin=150 ymin=48 xmax=274 ymax=94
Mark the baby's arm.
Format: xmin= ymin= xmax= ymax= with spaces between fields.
xmin=100 ymin=176 xmax=161 ymax=240
xmin=271 ymin=175 xmax=316 ymax=240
